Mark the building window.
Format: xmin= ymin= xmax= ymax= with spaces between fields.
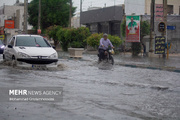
xmin=167 ymin=5 xmax=173 ymax=15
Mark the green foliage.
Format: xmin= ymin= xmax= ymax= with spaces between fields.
xmin=87 ymin=33 xmax=123 ymax=49
xmin=56 ymin=27 xmax=91 ymax=51
xmin=86 ymin=33 xmax=103 ymax=48
xmin=70 ymin=27 xmax=91 ymax=48
xmin=46 ymin=25 xmax=61 ymax=48
xmin=131 ymin=42 xmax=141 ymax=56
xmin=121 ymin=20 xmax=126 ymax=38
xmin=70 ymin=41 xmax=82 ymax=48
xmin=108 ymin=35 xmax=123 ymax=46
xmin=28 ymin=0 xmax=76 ymax=30
xmin=56 ymin=28 xmax=70 ymax=51
xmin=46 ymin=25 xmax=60 ymax=41
xmin=141 ymin=20 xmax=150 ymax=37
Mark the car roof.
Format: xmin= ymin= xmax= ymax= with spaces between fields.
xmin=14 ymin=34 xmax=42 ymax=37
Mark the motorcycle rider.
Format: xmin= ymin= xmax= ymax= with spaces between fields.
xmin=98 ymin=33 xmax=114 ymax=62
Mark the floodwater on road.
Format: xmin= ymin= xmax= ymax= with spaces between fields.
xmin=0 ymin=58 xmax=180 ymax=120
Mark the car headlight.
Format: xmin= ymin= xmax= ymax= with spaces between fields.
xmin=49 ymin=53 xmax=57 ymax=59
xmin=18 ymin=52 xmax=30 ymax=58
xmin=1 ymin=45 xmax=5 ymax=49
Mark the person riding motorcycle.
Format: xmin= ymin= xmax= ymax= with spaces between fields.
xmin=98 ymin=34 xmax=114 ymax=62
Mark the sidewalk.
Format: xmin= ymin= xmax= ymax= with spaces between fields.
xmin=115 ymin=52 xmax=180 ymax=68
xmin=114 ymin=54 xmax=180 ymax=73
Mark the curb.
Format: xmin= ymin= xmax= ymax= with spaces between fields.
xmin=116 ymin=63 xmax=180 ymax=73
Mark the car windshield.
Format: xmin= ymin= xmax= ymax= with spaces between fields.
xmin=0 ymin=40 xmax=3 ymax=45
xmin=16 ymin=36 xmax=51 ymax=47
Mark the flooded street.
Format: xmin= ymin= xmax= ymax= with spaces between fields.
xmin=0 ymin=56 xmax=180 ymax=120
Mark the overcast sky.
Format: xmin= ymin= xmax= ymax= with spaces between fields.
xmin=0 ymin=0 xmax=124 ymax=13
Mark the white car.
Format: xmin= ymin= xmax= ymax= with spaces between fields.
xmin=3 ymin=35 xmax=58 ymax=68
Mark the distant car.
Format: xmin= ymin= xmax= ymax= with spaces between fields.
xmin=3 ymin=35 xmax=58 ymax=68
xmin=0 ymin=40 xmax=5 ymax=54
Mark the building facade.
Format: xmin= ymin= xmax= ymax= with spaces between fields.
xmin=0 ymin=4 xmax=32 ymax=31
xmin=142 ymin=15 xmax=180 ymax=53
xmin=125 ymin=0 xmax=180 ymax=53
xmin=145 ymin=0 xmax=180 ymax=15
xmin=0 ymin=1 xmax=33 ymax=44
xmin=80 ymin=6 xmax=124 ymax=37
xmin=125 ymin=0 xmax=180 ymax=15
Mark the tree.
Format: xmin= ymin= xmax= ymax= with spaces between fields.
xmin=121 ymin=20 xmax=150 ymax=56
xmin=140 ymin=21 xmax=150 ymax=42
xmin=28 ymin=0 xmax=76 ymax=30
xmin=86 ymin=33 xmax=123 ymax=49
xmin=46 ymin=25 xmax=61 ymax=49
xmin=121 ymin=20 xmax=126 ymax=38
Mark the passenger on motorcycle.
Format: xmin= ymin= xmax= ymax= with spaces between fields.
xmin=98 ymin=33 xmax=114 ymax=62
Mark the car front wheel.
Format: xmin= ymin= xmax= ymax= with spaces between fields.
xmin=3 ymin=54 xmax=7 ymax=62
xmin=12 ymin=56 xmax=17 ymax=67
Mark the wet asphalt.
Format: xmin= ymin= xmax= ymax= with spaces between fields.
xmin=0 ymin=54 xmax=180 ymax=120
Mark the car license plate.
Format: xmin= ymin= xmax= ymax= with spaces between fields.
xmin=32 ymin=65 xmax=46 ymax=69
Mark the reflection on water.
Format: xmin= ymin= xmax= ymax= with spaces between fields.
xmin=98 ymin=61 xmax=113 ymax=70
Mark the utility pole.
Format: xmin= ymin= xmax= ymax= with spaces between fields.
xmin=149 ymin=0 xmax=155 ymax=52
xmin=80 ymin=0 xmax=82 ymax=13
xmin=24 ymin=0 xmax=28 ymax=34
xmin=38 ymin=0 xmax=41 ymax=30
xmin=163 ymin=0 xmax=167 ymax=42
xmin=69 ymin=0 xmax=72 ymax=28
xmin=163 ymin=0 xmax=167 ymax=58
xmin=80 ymin=0 xmax=82 ymax=27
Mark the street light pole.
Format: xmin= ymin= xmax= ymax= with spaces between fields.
xmin=24 ymin=0 xmax=28 ymax=34
xmin=149 ymin=0 xmax=155 ymax=52
xmin=163 ymin=0 xmax=167 ymax=42
xmin=38 ymin=0 xmax=41 ymax=30
xmin=80 ymin=0 xmax=82 ymax=27
xmin=69 ymin=0 xmax=72 ymax=28
xmin=163 ymin=0 xmax=168 ymax=58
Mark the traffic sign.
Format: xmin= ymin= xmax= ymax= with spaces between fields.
xmin=155 ymin=36 xmax=165 ymax=54
xmin=167 ymin=26 xmax=176 ymax=30
xmin=158 ymin=22 xmax=166 ymax=32
xmin=0 ymin=35 xmax=5 ymax=40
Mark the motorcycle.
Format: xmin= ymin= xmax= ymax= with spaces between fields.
xmin=98 ymin=48 xmax=114 ymax=65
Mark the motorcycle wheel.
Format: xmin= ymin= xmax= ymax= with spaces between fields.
xmin=109 ymin=56 xmax=114 ymax=65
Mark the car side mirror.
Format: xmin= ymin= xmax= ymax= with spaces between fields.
xmin=52 ymin=46 xmax=56 ymax=49
xmin=8 ymin=45 xmax=13 ymax=48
